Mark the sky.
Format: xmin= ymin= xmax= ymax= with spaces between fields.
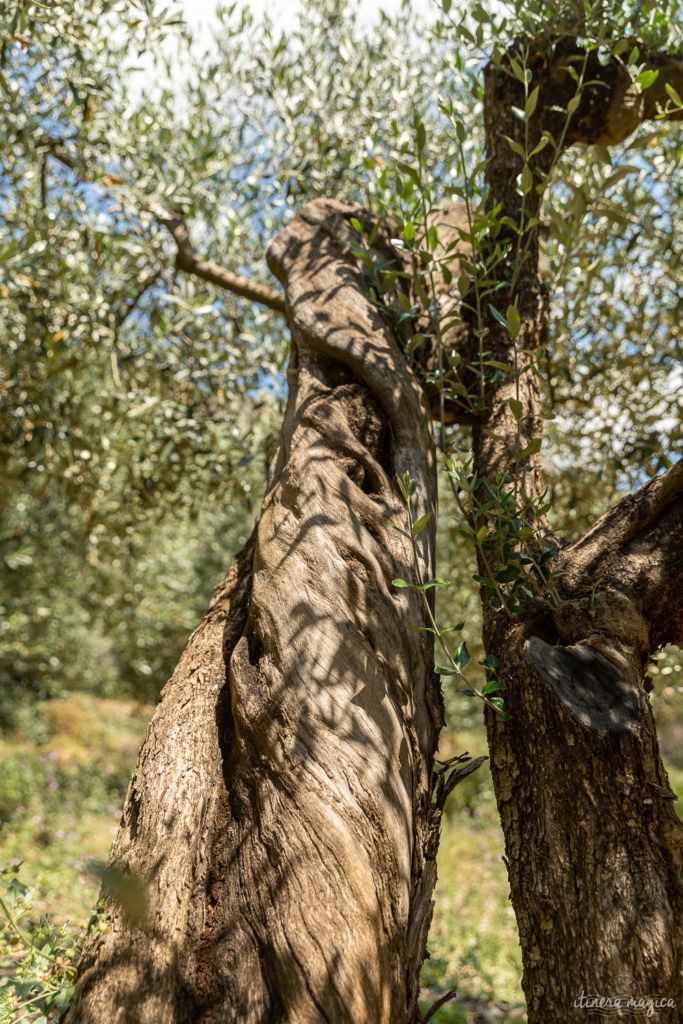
xmin=178 ymin=0 xmax=435 ymax=36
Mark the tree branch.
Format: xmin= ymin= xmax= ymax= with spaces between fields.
xmin=151 ymin=205 xmax=286 ymax=315
xmin=37 ymin=136 xmax=286 ymax=316
xmin=566 ymin=460 xmax=683 ymax=563
xmin=558 ymin=461 xmax=683 ymax=650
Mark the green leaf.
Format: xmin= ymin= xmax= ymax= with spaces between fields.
xmin=567 ymin=94 xmax=581 ymax=115
xmin=453 ymin=641 xmax=470 ymax=668
xmin=53 ymin=985 xmax=76 ymax=1013
xmin=350 ymin=217 xmax=363 ymax=234
xmin=381 ymin=271 xmax=399 ymax=295
xmin=506 ymin=303 xmax=521 ymax=339
xmin=605 ymin=165 xmax=641 ymax=188
xmin=416 ymin=120 xmax=426 ymax=152
xmin=483 ymin=678 xmax=503 ymax=694
xmin=494 ymin=565 xmax=521 ymax=583
xmin=488 ymin=697 xmax=506 ymax=712
xmin=403 ymin=220 xmax=415 ymax=244
xmin=525 ymin=86 xmax=539 ymax=118
xmin=404 ymin=474 xmax=417 ymax=497
xmin=389 ymin=524 xmax=411 ymax=539
xmin=519 ymin=437 xmax=542 ymax=458
xmin=481 ymin=654 xmax=500 ymax=670
xmin=397 ymin=161 xmax=420 ymax=185
xmin=529 ymin=134 xmax=550 ymax=157
xmin=488 ymin=304 xmax=508 ymax=330
xmin=509 ymin=57 xmax=526 ymax=83
xmin=407 ymin=332 xmax=427 ymax=354
xmin=392 ymin=578 xmax=413 ymax=588
xmin=508 ymin=398 xmax=523 ymax=420
xmin=423 ymin=577 xmax=451 ymax=589
xmin=503 ymin=135 xmax=526 ymax=158
xmin=436 ymin=664 xmax=459 ymax=675
xmin=665 ymin=82 xmax=682 ymax=106
xmin=520 ymin=163 xmax=533 ymax=194
xmin=411 ymin=511 xmax=432 ymax=538
xmin=636 ymin=69 xmax=658 ymax=90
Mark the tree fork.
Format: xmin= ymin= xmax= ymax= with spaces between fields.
xmin=65 ymin=200 xmax=459 ymax=1023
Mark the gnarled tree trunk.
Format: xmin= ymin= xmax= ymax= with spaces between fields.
xmin=65 ymin=36 xmax=683 ymax=1024
xmin=65 ymin=201 xmax=448 ymax=1023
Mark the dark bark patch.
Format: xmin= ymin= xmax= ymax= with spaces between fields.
xmin=525 ymin=636 xmax=640 ymax=734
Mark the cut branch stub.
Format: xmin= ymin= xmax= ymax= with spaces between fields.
xmin=525 ymin=636 xmax=640 ymax=733
xmin=553 ymin=46 xmax=683 ymax=147
xmin=66 ymin=199 xmax=441 ymax=1024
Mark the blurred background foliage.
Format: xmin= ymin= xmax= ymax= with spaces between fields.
xmin=0 ymin=0 xmax=681 ymax=1018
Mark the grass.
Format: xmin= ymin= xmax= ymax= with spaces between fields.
xmin=0 ymin=695 xmax=152 ymax=927
xmin=1 ymin=693 xmax=681 ymax=1024
xmin=420 ymin=728 xmax=526 ymax=1022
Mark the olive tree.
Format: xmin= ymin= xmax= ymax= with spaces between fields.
xmin=2 ymin=0 xmax=682 ymax=1021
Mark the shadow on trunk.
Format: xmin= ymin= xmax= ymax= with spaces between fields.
xmin=64 ymin=200 xmax=465 ymax=1024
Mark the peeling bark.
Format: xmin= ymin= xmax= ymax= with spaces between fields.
xmin=65 ymin=200 xmax=448 ymax=1023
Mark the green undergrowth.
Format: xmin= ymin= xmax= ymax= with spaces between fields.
xmin=419 ymin=728 xmax=526 ymax=1021
xmin=0 ymin=695 xmax=151 ymax=1021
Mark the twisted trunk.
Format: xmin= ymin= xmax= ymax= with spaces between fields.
xmin=64 ymin=36 xmax=683 ymax=1024
xmin=65 ymin=200 xmax=445 ymax=1024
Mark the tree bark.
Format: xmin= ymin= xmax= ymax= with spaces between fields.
xmin=485 ymin=466 xmax=683 ymax=1022
xmin=475 ymin=41 xmax=683 ymax=1024
xmin=65 ymin=200 xmax=448 ymax=1023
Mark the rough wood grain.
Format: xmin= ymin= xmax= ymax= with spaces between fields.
xmin=65 ymin=199 xmax=444 ymax=1023
xmin=477 ymin=42 xmax=683 ymax=1023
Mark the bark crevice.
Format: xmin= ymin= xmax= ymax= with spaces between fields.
xmin=66 ymin=199 xmax=444 ymax=1024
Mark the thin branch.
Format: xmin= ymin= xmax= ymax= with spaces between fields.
xmin=37 ymin=136 xmax=287 ymax=316
xmin=151 ymin=205 xmax=287 ymax=315
xmin=38 ymin=134 xmax=77 ymax=169
xmin=422 ymin=989 xmax=458 ymax=1023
